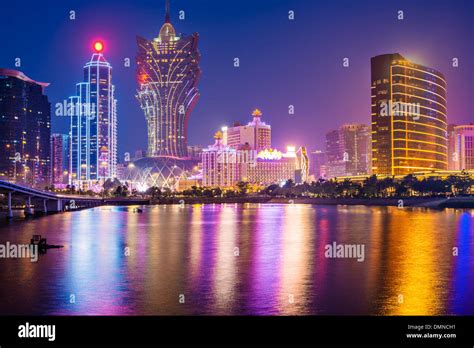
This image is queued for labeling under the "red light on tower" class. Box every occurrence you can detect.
[93,41,104,53]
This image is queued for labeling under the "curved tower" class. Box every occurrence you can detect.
[136,0,201,158]
[371,53,448,175]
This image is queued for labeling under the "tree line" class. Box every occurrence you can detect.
[45,172,473,200]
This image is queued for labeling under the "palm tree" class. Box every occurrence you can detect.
[236,181,249,196]
[361,175,378,198]
[146,186,162,199]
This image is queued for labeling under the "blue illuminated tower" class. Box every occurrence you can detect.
[70,42,117,184]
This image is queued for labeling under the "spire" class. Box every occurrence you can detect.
[214,131,223,140]
[213,131,224,148]
[157,0,176,42]
[252,109,262,118]
[251,108,263,125]
[165,0,171,23]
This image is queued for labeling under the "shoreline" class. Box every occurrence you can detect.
[1,196,472,219]
[149,196,474,209]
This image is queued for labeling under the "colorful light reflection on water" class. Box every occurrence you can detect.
[0,204,472,315]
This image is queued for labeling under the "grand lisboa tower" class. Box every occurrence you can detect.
[128,0,201,190]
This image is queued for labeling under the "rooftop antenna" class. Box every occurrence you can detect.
[165,0,171,23]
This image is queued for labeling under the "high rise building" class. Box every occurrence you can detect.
[136,0,201,158]
[202,131,246,187]
[201,130,307,187]
[309,150,327,180]
[325,129,345,178]
[325,124,370,178]
[452,125,474,170]
[0,69,51,186]
[51,133,70,185]
[341,124,371,175]
[70,42,117,184]
[224,109,271,150]
[246,147,301,185]
[371,53,448,175]
[447,124,457,170]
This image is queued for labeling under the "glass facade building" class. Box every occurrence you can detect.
[0,69,51,186]
[51,133,70,185]
[70,50,117,183]
[452,125,474,170]
[371,53,448,175]
[325,124,370,178]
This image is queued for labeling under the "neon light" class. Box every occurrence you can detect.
[392,138,447,149]
[392,120,447,133]
[394,157,447,164]
[257,149,282,160]
[392,83,447,102]
[392,74,447,92]
[392,92,447,111]
[393,148,448,157]
[393,129,447,140]
[391,64,447,84]
[93,41,104,53]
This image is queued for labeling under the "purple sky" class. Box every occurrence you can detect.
[0,0,472,158]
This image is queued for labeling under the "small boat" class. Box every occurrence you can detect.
[30,235,64,251]
[134,208,143,213]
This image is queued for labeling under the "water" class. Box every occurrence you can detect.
[0,204,472,315]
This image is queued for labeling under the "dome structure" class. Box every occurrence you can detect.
[124,156,197,190]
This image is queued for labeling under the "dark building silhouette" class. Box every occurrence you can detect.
[0,69,51,186]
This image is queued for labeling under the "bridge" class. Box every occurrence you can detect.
[0,180,103,218]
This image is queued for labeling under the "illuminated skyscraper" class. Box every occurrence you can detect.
[70,42,117,183]
[202,131,244,187]
[447,124,457,170]
[0,69,51,186]
[325,124,370,178]
[136,0,201,158]
[51,133,70,185]
[309,150,327,179]
[224,109,272,150]
[452,124,474,170]
[371,53,448,175]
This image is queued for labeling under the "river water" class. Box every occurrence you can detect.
[0,204,472,315]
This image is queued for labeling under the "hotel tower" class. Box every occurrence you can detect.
[0,69,51,186]
[371,53,448,175]
[70,42,117,183]
[136,0,201,158]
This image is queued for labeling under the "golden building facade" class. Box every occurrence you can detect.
[371,54,448,175]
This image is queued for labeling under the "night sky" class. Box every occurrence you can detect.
[1,0,472,160]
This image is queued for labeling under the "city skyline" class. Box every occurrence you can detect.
[1,1,474,341]
[0,0,472,157]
